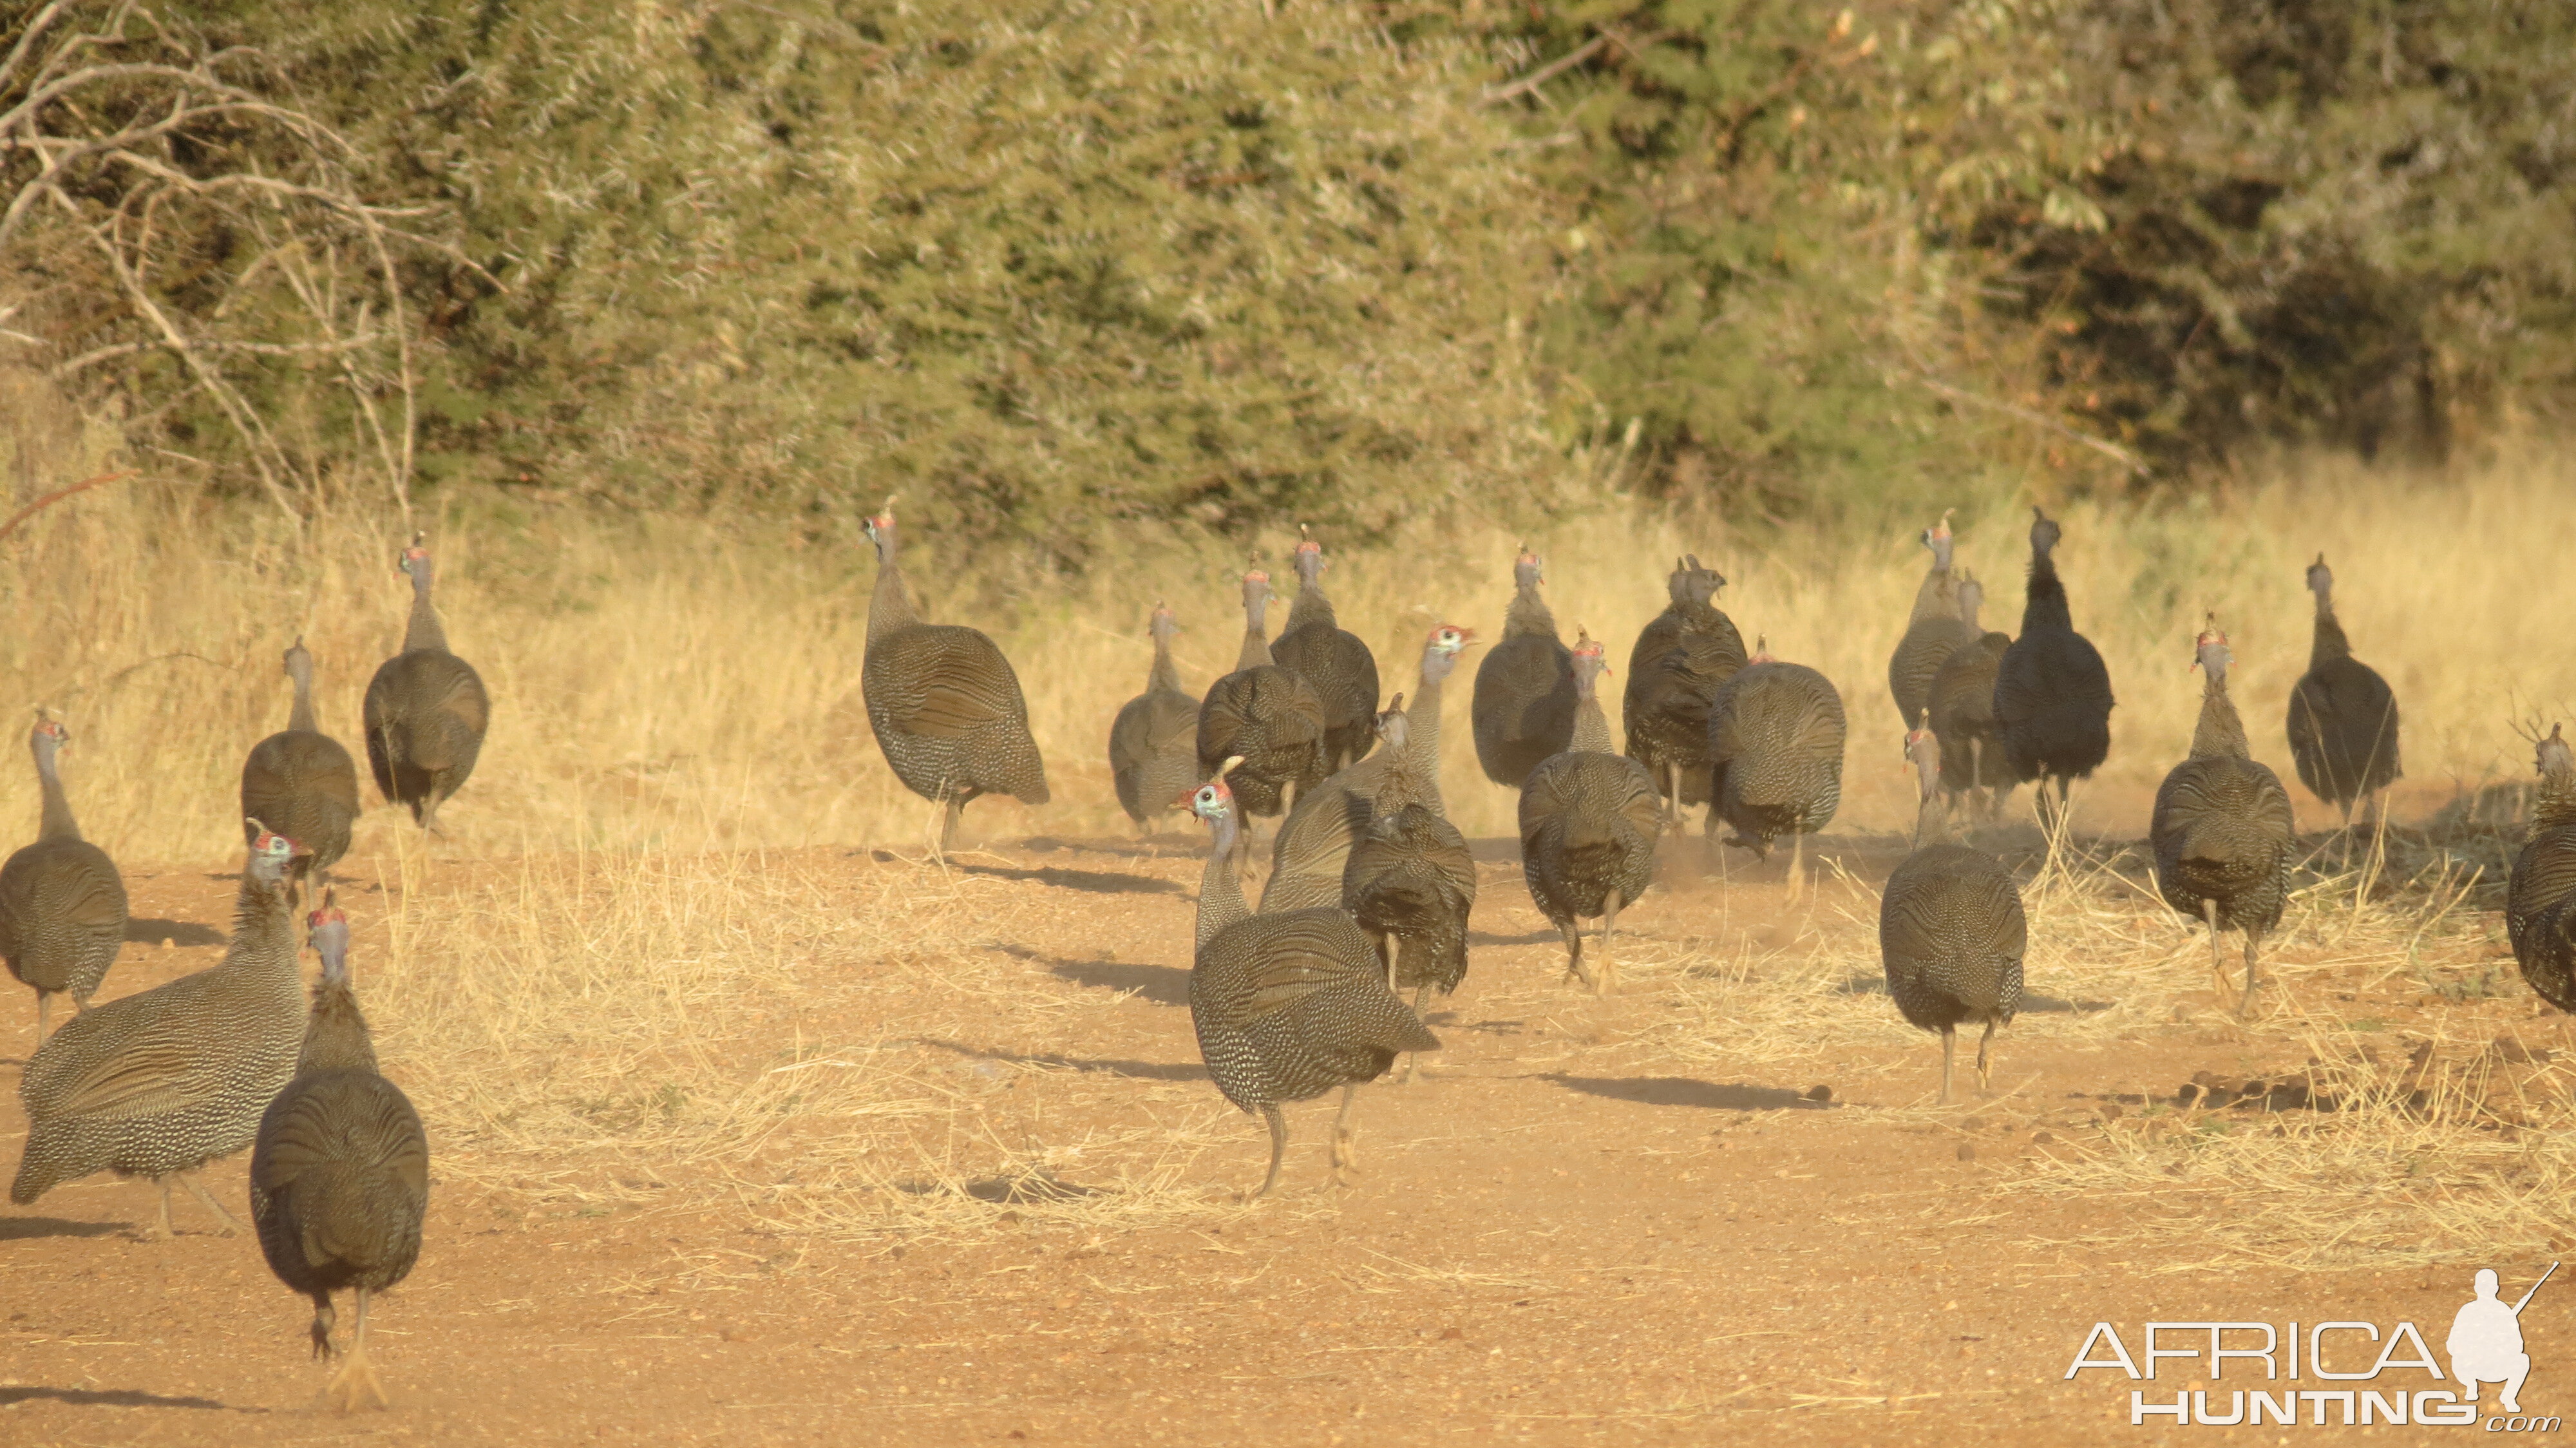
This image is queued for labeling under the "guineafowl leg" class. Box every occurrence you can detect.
[1598,891,1624,997]
[152,1178,175,1240]
[1786,831,1806,901]
[1559,919,1593,992]
[940,796,965,857]
[1253,1104,1289,1200]
[1939,1025,1956,1107]
[175,1169,246,1235]
[2201,899,2227,1003]
[1329,1084,1359,1188]
[1398,984,1430,1084]
[2239,931,2262,1020]
[35,991,48,1038]
[308,1292,337,1359]
[322,1285,391,1411]
[1976,1019,1997,1094]
[1967,739,1984,820]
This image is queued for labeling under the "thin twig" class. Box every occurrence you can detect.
[1908,373,2151,477]
[0,469,132,546]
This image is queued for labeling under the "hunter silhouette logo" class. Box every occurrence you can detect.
[2453,1262,2553,1415]
[2065,1262,2559,1428]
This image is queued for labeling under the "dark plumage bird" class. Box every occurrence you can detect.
[1625,555,1747,823]
[362,534,489,832]
[1927,573,2014,820]
[0,715,126,1038]
[1198,570,1329,847]
[12,828,310,1236]
[2508,726,2576,1016]
[242,637,361,900]
[859,502,1050,855]
[1270,529,1381,775]
[1471,548,1577,788]
[1343,717,1476,1048]
[2150,620,2296,1017]
[1109,604,1202,832]
[1263,622,1473,906]
[1707,638,1847,896]
[1887,511,1974,731]
[1993,507,2114,830]
[1880,716,2027,1104]
[1519,631,1661,995]
[251,893,428,1413]
[1186,769,1438,1197]
[2285,553,2401,832]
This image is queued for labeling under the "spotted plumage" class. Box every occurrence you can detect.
[2150,620,2296,1016]
[1109,604,1202,828]
[1472,548,1577,788]
[1926,573,2014,819]
[0,715,126,1038]
[1624,556,1746,819]
[1993,507,2114,826]
[362,535,489,832]
[2285,554,2401,827]
[1707,642,1846,893]
[2508,726,2576,1014]
[1269,530,1381,776]
[1886,511,1975,732]
[1519,632,1660,994]
[1882,718,2027,1103]
[243,638,361,899]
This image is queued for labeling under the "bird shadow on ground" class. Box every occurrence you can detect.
[951,863,1184,897]
[124,917,225,947]
[0,1215,128,1242]
[1466,838,1523,864]
[916,1038,1208,1082]
[891,1172,1106,1204]
[1830,973,2112,1013]
[1543,1074,1835,1112]
[988,944,1190,1005]
[1467,928,1557,947]
[1021,834,1197,860]
[0,1386,244,1411]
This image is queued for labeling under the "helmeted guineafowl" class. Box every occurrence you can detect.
[1343,716,1475,1072]
[1109,603,1202,832]
[859,501,1050,856]
[1198,570,1329,850]
[1187,767,1438,1198]
[1269,529,1381,775]
[1471,548,1577,788]
[1993,507,2114,830]
[1707,638,1847,897]
[1260,624,1470,911]
[1519,630,1661,995]
[2285,553,2401,833]
[1887,511,1974,732]
[250,891,428,1412]
[1624,556,1745,824]
[1880,714,2027,1105]
[2507,725,2576,1016]
[12,827,311,1236]
[361,534,489,832]
[0,714,126,1039]
[243,637,361,901]
[1926,572,2014,821]
[2150,619,2296,1017]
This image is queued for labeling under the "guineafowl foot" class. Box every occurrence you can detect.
[1328,1084,1359,1188]
[308,1299,339,1360]
[175,1170,246,1235]
[319,1346,391,1412]
[1975,1020,1997,1095]
[1938,1026,1956,1107]
[1249,1105,1289,1201]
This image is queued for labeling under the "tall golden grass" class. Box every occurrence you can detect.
[0,438,2570,864]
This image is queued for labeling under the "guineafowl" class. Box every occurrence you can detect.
[1707,638,1847,897]
[2507,725,2576,1016]
[859,502,1050,856]
[1342,718,1476,1055]
[1625,556,1745,824]
[242,637,361,900]
[250,892,428,1412]
[1471,548,1577,788]
[1993,507,2114,831]
[1519,631,1661,995]
[12,828,310,1237]
[1262,625,1472,910]
[2285,554,2401,833]
[1198,571,1330,859]
[1186,768,1438,1197]
[361,534,489,832]
[1927,573,2014,820]
[2150,620,2296,1017]
[1887,511,1974,731]
[1270,529,1381,775]
[1880,715,2027,1105]
[0,715,126,1039]
[1110,604,1202,832]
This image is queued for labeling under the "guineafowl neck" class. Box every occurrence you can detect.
[2189,681,2251,760]
[1569,694,1613,754]
[224,874,301,980]
[1404,667,1448,798]
[1501,587,1557,642]
[1909,792,1953,851]
[1234,613,1273,672]
[1906,567,1959,625]
[2538,770,2576,830]
[1148,634,1184,696]
[296,983,380,1075]
[2309,607,2353,668]
[402,576,450,654]
[2021,557,2073,634]
[287,660,319,734]
[34,746,80,842]
[1283,580,1335,636]
[867,551,918,641]
[1195,821,1250,949]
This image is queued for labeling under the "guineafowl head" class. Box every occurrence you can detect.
[1291,527,1324,586]
[1423,625,1476,682]
[1920,509,1956,571]
[242,821,311,891]
[862,499,898,559]
[1513,548,1543,593]
[30,712,68,759]
[1747,635,1776,666]
[2028,506,2061,560]
[1150,602,1179,643]
[308,890,351,982]
[2537,724,2573,783]
[399,533,433,586]
[1374,698,1410,754]
[2305,553,2333,606]
[1678,555,1726,607]
[1569,630,1607,697]
[2192,617,2231,686]
[1185,761,1243,824]
[283,636,314,680]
